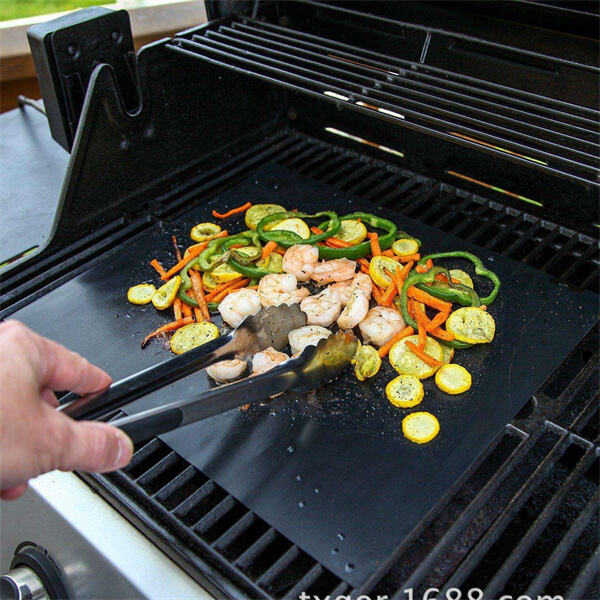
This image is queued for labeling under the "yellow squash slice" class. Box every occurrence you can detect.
[245,204,286,230]
[392,238,419,256]
[435,364,472,395]
[441,344,454,364]
[257,252,283,273]
[389,334,443,379]
[386,375,424,408]
[446,307,496,344]
[202,271,220,292]
[270,218,310,240]
[211,263,244,284]
[151,276,181,310]
[190,222,221,242]
[127,283,156,305]
[449,269,473,288]
[337,219,368,245]
[170,322,219,355]
[351,343,381,381]
[369,255,401,288]
[402,412,440,444]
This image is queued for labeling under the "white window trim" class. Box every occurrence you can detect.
[0,0,207,59]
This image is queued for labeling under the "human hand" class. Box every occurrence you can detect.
[0,321,133,500]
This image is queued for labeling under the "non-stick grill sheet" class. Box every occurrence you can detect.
[13,164,598,586]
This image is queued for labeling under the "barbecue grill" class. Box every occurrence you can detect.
[0,1,598,599]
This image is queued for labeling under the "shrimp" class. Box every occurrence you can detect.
[311,258,356,284]
[258,273,309,307]
[206,359,247,382]
[337,272,372,330]
[329,280,353,306]
[288,325,331,355]
[252,347,290,375]
[282,244,319,282]
[300,286,341,327]
[358,306,406,347]
[218,288,261,328]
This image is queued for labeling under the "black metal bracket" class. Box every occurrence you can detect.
[27,7,139,152]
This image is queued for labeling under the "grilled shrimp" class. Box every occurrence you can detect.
[358,306,406,347]
[282,244,319,282]
[311,258,356,284]
[218,288,261,327]
[329,280,353,306]
[288,325,331,355]
[337,272,372,330]
[258,273,310,307]
[206,359,247,382]
[300,286,341,327]
[252,347,290,375]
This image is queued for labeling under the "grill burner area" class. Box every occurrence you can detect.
[67,131,597,600]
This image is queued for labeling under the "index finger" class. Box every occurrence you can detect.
[3,321,112,394]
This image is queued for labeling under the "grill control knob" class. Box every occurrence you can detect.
[0,566,50,600]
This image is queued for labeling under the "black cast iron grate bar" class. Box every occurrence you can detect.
[285,564,324,599]
[167,44,599,188]
[212,23,599,156]
[234,528,280,570]
[526,489,600,598]
[223,21,600,142]
[483,445,598,598]
[240,14,599,124]
[212,510,258,552]
[564,543,600,600]
[176,35,600,178]
[256,545,302,586]
[439,433,584,592]
[379,425,533,597]
[194,495,238,535]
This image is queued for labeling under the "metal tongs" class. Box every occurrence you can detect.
[59,305,357,443]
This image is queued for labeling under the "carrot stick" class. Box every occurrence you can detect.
[161,243,207,280]
[181,300,193,318]
[212,201,252,219]
[141,317,194,348]
[204,277,244,301]
[190,270,210,321]
[407,286,453,312]
[150,259,167,277]
[261,240,278,259]
[368,232,381,256]
[435,273,461,285]
[428,326,455,341]
[381,282,398,306]
[274,246,287,256]
[378,326,415,357]
[360,266,371,275]
[325,237,353,248]
[172,235,182,262]
[400,253,421,264]
[358,258,370,270]
[311,226,324,235]
[427,310,450,330]
[405,341,443,367]
[211,278,250,303]
[173,298,183,320]
[382,249,395,257]
[415,303,428,350]
[372,285,384,304]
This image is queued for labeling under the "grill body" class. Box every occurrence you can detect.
[1,2,598,599]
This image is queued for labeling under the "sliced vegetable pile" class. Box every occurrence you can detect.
[127,201,500,445]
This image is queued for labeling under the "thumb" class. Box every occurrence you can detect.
[53,417,134,473]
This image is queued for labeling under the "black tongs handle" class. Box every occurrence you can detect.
[58,333,234,421]
[109,365,298,444]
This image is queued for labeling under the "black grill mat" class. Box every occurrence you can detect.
[13,164,598,587]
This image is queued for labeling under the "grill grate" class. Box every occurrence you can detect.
[169,14,600,186]
[79,131,598,599]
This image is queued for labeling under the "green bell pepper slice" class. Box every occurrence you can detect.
[417,251,501,305]
[316,212,398,259]
[257,211,341,247]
